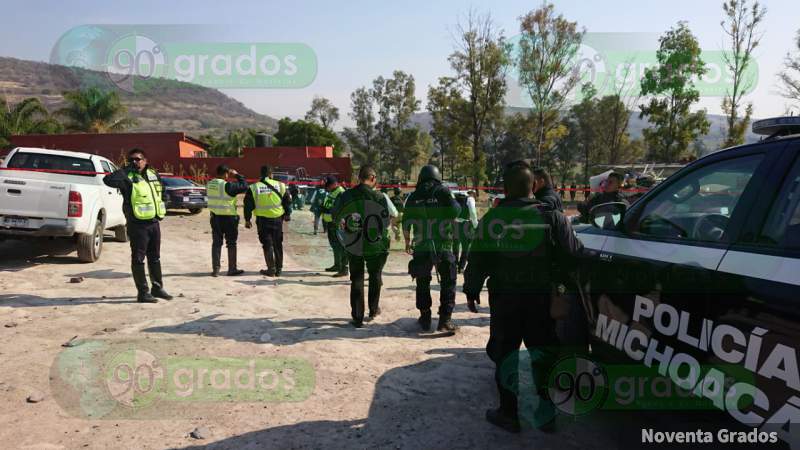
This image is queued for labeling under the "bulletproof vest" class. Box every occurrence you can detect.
[474,198,555,293]
[406,182,456,250]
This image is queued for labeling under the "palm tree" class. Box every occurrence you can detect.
[0,96,63,148]
[57,87,137,133]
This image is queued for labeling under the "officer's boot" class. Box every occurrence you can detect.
[332,254,349,277]
[148,261,173,300]
[418,309,431,331]
[436,311,458,332]
[227,247,244,276]
[211,246,221,277]
[486,379,521,433]
[132,264,157,303]
[260,248,275,276]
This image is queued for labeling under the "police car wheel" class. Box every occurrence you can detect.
[188,208,202,215]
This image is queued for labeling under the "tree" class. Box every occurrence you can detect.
[720,0,765,147]
[595,94,643,165]
[273,118,345,156]
[447,11,509,190]
[640,22,710,163]
[57,87,137,133]
[778,29,800,109]
[371,71,421,178]
[517,3,584,165]
[497,113,535,172]
[305,96,340,130]
[567,84,602,184]
[200,129,263,157]
[393,127,433,180]
[343,87,378,167]
[0,97,62,148]
[427,77,467,179]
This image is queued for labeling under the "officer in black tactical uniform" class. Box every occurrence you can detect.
[402,165,461,332]
[532,168,563,212]
[464,160,585,433]
[332,165,392,328]
[578,172,628,222]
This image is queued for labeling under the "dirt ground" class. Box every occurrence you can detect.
[0,208,618,450]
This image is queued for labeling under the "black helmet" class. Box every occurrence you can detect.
[417,165,442,183]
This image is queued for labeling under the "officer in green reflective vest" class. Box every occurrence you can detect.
[103,148,171,303]
[321,175,348,276]
[207,164,249,277]
[244,165,292,276]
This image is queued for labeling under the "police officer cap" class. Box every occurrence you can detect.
[418,165,442,183]
[324,175,338,187]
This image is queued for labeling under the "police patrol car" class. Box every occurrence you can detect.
[575,116,800,448]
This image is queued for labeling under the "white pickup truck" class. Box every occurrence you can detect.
[0,147,127,262]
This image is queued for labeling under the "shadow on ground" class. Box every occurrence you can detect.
[0,233,124,271]
[0,293,137,307]
[143,314,490,345]
[176,347,616,450]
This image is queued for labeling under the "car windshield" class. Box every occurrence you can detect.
[6,152,95,176]
[161,177,196,187]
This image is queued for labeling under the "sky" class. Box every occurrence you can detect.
[1,0,798,129]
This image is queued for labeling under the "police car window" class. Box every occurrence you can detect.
[759,155,800,249]
[100,161,113,173]
[632,155,763,242]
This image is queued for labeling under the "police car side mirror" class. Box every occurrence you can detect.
[589,202,627,230]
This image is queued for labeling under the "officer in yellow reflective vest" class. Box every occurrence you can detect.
[321,175,348,276]
[207,164,249,277]
[244,165,292,276]
[103,148,170,303]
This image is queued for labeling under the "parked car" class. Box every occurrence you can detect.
[161,176,207,214]
[574,117,800,446]
[0,147,127,262]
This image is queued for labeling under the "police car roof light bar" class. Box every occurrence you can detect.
[752,116,800,140]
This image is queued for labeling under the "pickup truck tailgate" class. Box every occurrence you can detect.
[0,174,69,219]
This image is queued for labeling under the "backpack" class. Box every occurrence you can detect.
[454,192,470,220]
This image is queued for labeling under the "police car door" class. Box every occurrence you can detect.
[592,147,774,369]
[714,141,800,446]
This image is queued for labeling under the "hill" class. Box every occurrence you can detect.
[410,106,760,157]
[0,57,277,135]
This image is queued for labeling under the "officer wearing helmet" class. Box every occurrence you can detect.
[402,165,461,332]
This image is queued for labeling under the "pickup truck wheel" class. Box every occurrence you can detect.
[114,225,128,242]
[188,208,202,215]
[77,219,103,263]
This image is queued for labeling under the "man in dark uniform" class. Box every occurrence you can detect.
[332,165,392,328]
[569,181,577,202]
[464,161,585,433]
[533,168,563,212]
[206,164,248,276]
[103,148,172,303]
[402,165,461,332]
[452,190,478,273]
[390,187,405,241]
[321,175,348,277]
[310,186,327,235]
[244,166,292,277]
[578,172,628,222]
